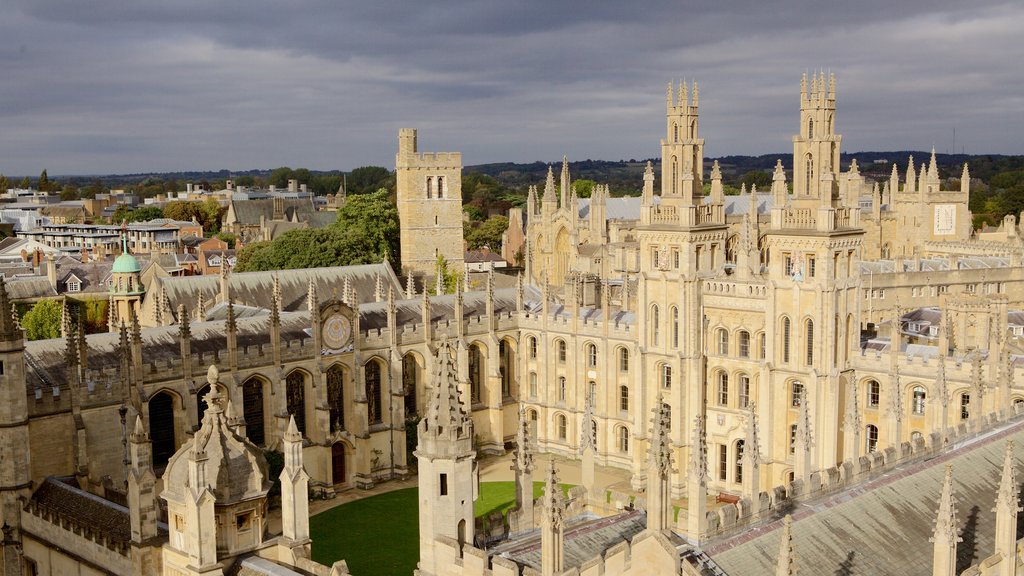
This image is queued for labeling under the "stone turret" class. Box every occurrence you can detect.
[686,415,707,543]
[511,404,535,530]
[646,397,673,533]
[160,365,272,576]
[279,416,310,549]
[776,515,796,576]
[416,341,477,575]
[540,458,565,576]
[993,441,1019,576]
[931,464,960,576]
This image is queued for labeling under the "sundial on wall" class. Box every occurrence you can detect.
[322,311,352,351]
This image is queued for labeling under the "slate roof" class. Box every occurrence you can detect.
[229,556,308,576]
[491,510,647,571]
[707,419,1024,576]
[26,476,166,545]
[5,277,57,299]
[228,198,333,228]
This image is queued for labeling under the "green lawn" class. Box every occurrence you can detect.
[310,481,574,576]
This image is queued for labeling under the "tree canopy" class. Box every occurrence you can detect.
[464,215,508,251]
[235,189,400,272]
[346,166,393,196]
[112,205,165,224]
[22,299,62,341]
[162,199,225,234]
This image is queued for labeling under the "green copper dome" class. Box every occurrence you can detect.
[112,232,141,274]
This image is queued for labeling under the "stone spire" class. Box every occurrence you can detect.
[642,161,655,204]
[794,397,814,492]
[511,404,535,529]
[307,278,318,312]
[527,184,537,216]
[374,274,384,302]
[687,414,707,543]
[647,397,673,533]
[280,415,310,544]
[195,290,206,322]
[225,299,236,335]
[843,378,862,460]
[772,159,788,206]
[405,272,416,299]
[178,304,190,338]
[271,274,282,326]
[906,156,917,194]
[994,441,1019,575]
[516,272,524,312]
[743,402,762,512]
[542,165,557,212]
[0,277,21,341]
[928,147,939,185]
[936,354,950,444]
[961,163,971,195]
[423,340,470,433]
[128,415,158,544]
[342,276,353,305]
[540,458,565,576]
[931,464,960,576]
[434,260,444,296]
[709,160,724,204]
[580,393,596,500]
[776,515,796,576]
[560,155,570,208]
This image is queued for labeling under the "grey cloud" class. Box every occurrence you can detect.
[0,1,1021,175]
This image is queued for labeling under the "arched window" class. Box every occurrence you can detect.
[673,123,678,143]
[717,328,729,355]
[619,347,629,372]
[437,176,445,199]
[805,154,814,195]
[327,365,345,432]
[660,364,672,389]
[468,344,483,403]
[671,306,680,348]
[558,377,566,402]
[557,414,567,440]
[717,372,729,406]
[782,317,792,363]
[807,118,814,139]
[789,424,798,454]
[242,378,265,446]
[426,177,433,199]
[402,355,417,418]
[866,425,879,453]
[735,440,745,484]
[500,340,514,398]
[758,332,766,359]
[286,371,306,436]
[619,385,629,411]
[791,381,804,408]
[650,304,660,346]
[738,331,750,358]
[738,374,750,408]
[960,393,970,420]
[671,157,678,195]
[805,319,815,366]
[149,391,177,470]
[912,386,926,415]
[365,361,383,425]
[617,426,630,453]
[557,340,567,363]
[528,336,537,358]
[586,343,597,368]
[867,380,880,407]
[529,372,538,397]
[588,381,596,404]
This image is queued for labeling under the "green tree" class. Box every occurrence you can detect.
[22,299,62,341]
[112,205,164,224]
[18,177,30,189]
[37,169,51,192]
[0,174,9,192]
[465,215,509,251]
[347,166,393,196]
[214,231,237,248]
[82,179,105,199]
[435,254,461,294]
[60,184,79,201]
[268,167,294,188]
[571,179,596,198]
[235,189,400,272]
[739,170,772,190]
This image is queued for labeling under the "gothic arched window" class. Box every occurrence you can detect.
[365,361,383,425]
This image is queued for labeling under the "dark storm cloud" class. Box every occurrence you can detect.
[1,0,1021,175]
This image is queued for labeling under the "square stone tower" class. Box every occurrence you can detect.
[396,129,465,279]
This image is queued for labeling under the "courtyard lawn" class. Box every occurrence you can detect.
[310,481,574,576]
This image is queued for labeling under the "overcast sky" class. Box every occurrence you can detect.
[2,1,1022,176]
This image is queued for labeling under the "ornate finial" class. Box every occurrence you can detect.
[932,464,961,542]
[687,415,707,482]
[541,457,565,528]
[580,393,596,454]
[512,404,534,474]
[307,278,318,312]
[405,272,416,299]
[996,440,1019,511]
[777,515,795,576]
[650,396,674,474]
[745,402,761,467]
[207,364,219,386]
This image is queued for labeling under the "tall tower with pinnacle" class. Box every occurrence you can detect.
[416,341,476,575]
[661,80,704,203]
[0,277,28,566]
[793,71,840,201]
[396,129,465,279]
